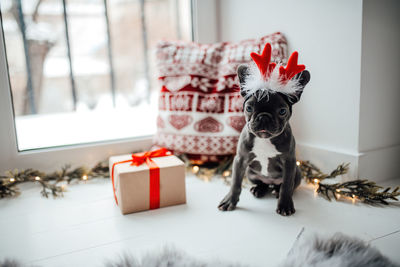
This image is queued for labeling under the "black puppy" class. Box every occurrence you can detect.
[218,44,310,216]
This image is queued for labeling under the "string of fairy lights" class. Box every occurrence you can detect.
[0,163,109,198]
[188,158,399,205]
[0,157,399,205]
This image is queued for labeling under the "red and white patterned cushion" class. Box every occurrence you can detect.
[154,32,288,161]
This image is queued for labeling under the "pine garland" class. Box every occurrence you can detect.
[298,160,400,205]
[0,156,399,206]
[0,162,109,198]
[299,161,350,182]
[185,158,399,206]
[177,154,234,184]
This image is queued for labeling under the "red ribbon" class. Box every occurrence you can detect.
[111,148,171,209]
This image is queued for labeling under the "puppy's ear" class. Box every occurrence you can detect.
[237,64,249,98]
[283,70,311,104]
[296,70,310,89]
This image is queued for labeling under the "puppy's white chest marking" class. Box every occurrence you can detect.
[252,137,281,176]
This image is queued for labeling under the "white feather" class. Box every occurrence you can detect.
[242,63,302,101]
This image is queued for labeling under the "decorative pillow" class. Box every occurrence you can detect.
[154,32,288,162]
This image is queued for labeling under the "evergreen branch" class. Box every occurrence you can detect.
[316,180,400,205]
[1,154,398,207]
[0,163,110,199]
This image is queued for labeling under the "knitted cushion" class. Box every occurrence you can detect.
[154,32,288,162]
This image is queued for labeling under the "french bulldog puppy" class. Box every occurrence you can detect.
[218,65,310,216]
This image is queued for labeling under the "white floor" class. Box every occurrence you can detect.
[0,174,399,267]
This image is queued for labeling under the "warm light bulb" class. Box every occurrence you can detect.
[192,166,199,173]
[35,176,41,181]
[222,170,230,177]
[9,177,15,182]
[82,175,88,180]
[296,161,301,166]
[313,179,319,184]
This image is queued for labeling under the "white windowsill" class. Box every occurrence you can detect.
[0,175,399,266]
[15,104,157,151]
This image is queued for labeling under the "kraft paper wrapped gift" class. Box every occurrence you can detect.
[109,148,186,214]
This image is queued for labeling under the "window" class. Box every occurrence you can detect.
[0,0,219,172]
[0,0,192,151]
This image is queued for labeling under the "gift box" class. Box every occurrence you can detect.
[109,148,186,214]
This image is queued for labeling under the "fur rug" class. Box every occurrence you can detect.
[104,247,244,267]
[1,233,398,267]
[280,233,399,267]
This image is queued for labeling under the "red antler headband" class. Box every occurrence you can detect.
[250,43,276,79]
[243,43,306,99]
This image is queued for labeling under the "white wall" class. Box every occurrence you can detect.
[215,0,364,176]
[358,0,400,180]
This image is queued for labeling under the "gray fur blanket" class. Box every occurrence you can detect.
[280,233,399,267]
[1,233,398,267]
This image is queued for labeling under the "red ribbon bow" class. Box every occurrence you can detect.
[130,148,171,167]
[111,148,171,209]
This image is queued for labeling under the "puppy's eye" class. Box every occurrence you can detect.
[246,106,253,113]
[279,108,287,115]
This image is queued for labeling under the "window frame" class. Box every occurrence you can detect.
[0,0,217,172]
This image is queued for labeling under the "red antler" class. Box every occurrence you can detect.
[251,43,276,79]
[278,51,305,83]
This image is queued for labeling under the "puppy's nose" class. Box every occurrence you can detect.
[256,113,270,122]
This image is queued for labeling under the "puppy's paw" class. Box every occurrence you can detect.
[272,184,281,199]
[250,184,269,198]
[276,198,295,216]
[218,192,238,211]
